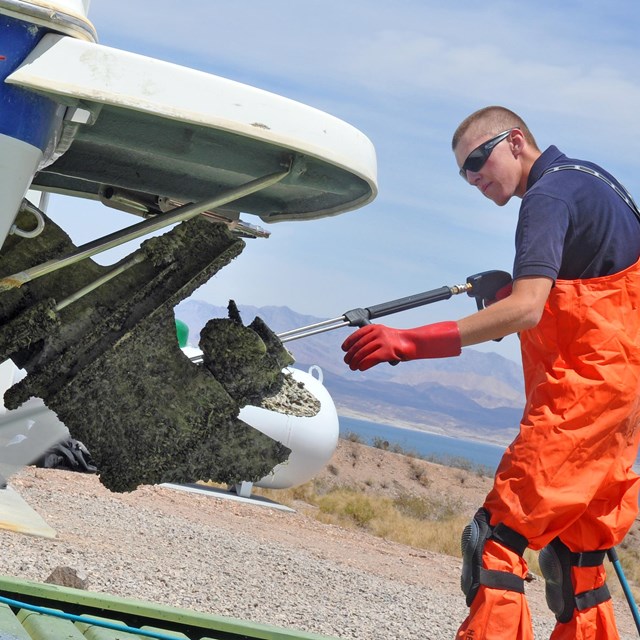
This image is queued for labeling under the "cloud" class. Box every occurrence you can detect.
[86,1,640,160]
[67,0,640,367]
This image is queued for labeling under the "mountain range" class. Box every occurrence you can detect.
[176,299,525,445]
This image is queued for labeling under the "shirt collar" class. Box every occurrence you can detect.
[526,145,566,191]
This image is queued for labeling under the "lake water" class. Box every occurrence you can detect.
[338,416,506,472]
[339,416,640,475]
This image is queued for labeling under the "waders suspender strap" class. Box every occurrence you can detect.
[543,164,640,223]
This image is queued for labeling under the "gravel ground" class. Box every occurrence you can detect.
[0,457,637,639]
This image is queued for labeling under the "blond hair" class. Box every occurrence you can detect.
[452,106,539,151]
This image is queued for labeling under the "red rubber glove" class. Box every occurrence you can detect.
[341,321,461,371]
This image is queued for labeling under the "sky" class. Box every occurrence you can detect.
[45,0,640,363]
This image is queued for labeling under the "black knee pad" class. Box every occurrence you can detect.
[461,508,492,606]
[539,538,610,623]
[460,508,527,607]
[539,538,575,623]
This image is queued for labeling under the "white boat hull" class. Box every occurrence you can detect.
[0,134,42,241]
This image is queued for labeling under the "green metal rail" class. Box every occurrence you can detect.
[0,575,340,640]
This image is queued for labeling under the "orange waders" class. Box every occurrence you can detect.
[457,259,640,640]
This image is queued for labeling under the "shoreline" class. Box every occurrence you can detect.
[338,410,640,474]
[337,408,513,448]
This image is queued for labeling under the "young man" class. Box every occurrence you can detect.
[341,106,640,639]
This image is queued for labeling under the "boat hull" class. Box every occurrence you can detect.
[0,12,65,244]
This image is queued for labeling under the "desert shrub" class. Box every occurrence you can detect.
[317,490,377,527]
[394,493,462,522]
[372,437,389,450]
[408,459,431,487]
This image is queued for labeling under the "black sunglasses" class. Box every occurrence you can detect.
[459,129,515,180]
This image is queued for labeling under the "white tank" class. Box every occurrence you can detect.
[181,348,340,490]
[240,366,339,490]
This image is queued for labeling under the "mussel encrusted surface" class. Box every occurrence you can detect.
[0,211,292,492]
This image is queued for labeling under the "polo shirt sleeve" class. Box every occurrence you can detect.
[513,192,570,281]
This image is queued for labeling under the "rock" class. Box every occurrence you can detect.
[45,566,90,590]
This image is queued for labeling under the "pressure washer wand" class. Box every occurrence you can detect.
[277,270,512,344]
[277,283,469,343]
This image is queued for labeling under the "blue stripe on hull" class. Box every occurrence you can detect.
[0,14,62,151]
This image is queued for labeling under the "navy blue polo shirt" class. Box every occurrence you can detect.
[513,146,640,281]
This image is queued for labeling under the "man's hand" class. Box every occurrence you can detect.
[341,321,461,371]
